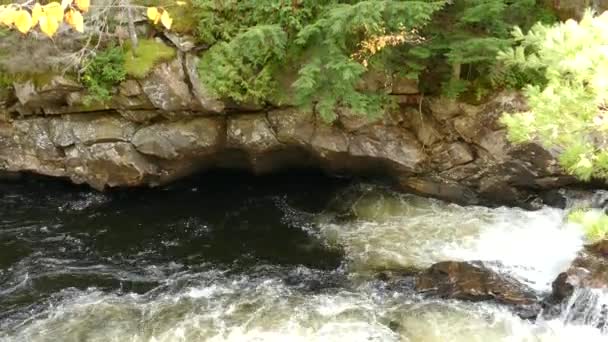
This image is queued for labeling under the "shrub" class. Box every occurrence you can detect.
[82,46,126,103]
[568,209,608,242]
[500,10,608,180]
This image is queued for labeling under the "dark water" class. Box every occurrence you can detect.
[1,172,606,341]
[0,172,349,329]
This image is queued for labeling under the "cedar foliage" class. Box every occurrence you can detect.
[195,0,443,121]
[193,0,554,121]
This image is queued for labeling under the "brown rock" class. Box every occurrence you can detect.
[350,125,426,173]
[416,261,540,317]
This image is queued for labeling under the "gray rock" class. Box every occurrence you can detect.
[227,114,281,153]
[48,114,136,147]
[14,76,82,112]
[132,117,223,159]
[140,56,194,111]
[163,32,197,52]
[64,142,159,190]
[185,53,225,113]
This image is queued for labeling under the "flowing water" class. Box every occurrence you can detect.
[0,172,606,341]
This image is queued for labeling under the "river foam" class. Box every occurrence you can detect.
[314,185,584,290]
[2,269,606,342]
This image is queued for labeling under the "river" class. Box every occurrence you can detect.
[0,172,606,341]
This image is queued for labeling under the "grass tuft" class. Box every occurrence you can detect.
[124,39,176,79]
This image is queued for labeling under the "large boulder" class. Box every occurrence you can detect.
[64,142,159,190]
[139,55,195,112]
[416,261,541,318]
[550,241,608,301]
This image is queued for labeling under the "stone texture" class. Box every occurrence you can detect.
[140,55,194,111]
[132,117,224,159]
[48,114,137,147]
[350,125,426,173]
[227,115,281,153]
[185,53,225,113]
[13,76,82,113]
[64,142,159,190]
[0,62,590,207]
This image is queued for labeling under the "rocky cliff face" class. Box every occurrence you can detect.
[0,48,577,208]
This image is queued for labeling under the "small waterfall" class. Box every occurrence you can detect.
[559,288,608,333]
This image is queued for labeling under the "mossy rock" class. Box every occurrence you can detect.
[124,39,176,79]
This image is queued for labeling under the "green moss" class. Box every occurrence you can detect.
[568,209,608,243]
[124,39,176,79]
[0,69,71,89]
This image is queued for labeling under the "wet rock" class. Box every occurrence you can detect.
[551,272,576,302]
[64,142,159,190]
[554,244,608,291]
[399,177,479,205]
[416,261,540,318]
[545,241,608,316]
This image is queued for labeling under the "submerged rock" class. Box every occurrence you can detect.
[416,261,541,318]
[550,242,608,296]
[545,241,608,321]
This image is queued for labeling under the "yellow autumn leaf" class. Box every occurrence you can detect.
[64,9,83,32]
[43,2,64,24]
[176,1,187,6]
[160,10,172,30]
[0,6,17,27]
[75,0,89,13]
[14,10,32,34]
[39,14,59,37]
[31,3,43,27]
[146,7,159,22]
